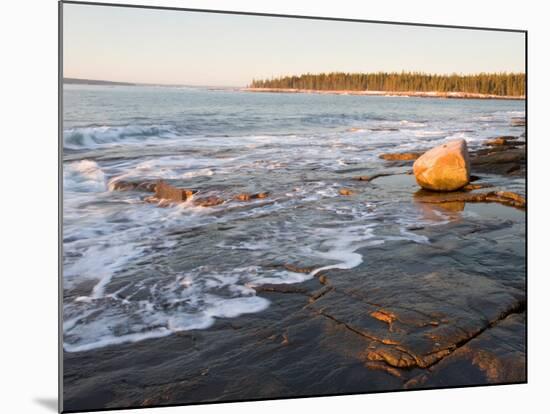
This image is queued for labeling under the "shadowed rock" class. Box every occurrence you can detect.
[110,180,157,192]
[470,148,525,175]
[370,127,400,132]
[486,138,508,146]
[193,196,224,207]
[510,117,526,127]
[252,284,308,294]
[309,266,525,372]
[405,313,526,388]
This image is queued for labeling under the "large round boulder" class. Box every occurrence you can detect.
[413,139,471,191]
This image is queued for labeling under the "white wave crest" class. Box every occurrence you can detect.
[63,160,106,192]
[64,124,178,149]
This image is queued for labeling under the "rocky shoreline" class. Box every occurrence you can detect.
[64,129,526,411]
[64,207,526,410]
[108,131,526,212]
[243,88,525,100]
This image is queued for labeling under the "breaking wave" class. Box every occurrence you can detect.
[63,160,106,192]
[64,124,179,149]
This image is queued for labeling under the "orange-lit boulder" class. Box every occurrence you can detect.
[413,139,470,191]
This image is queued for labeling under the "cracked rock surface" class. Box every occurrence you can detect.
[64,132,525,411]
[64,197,525,411]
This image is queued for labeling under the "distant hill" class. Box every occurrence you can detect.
[63,78,136,86]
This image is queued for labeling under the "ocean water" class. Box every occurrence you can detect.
[62,84,525,352]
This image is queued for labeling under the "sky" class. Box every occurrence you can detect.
[63,3,526,87]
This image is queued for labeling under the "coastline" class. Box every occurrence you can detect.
[64,131,526,411]
[242,87,525,100]
[62,85,526,411]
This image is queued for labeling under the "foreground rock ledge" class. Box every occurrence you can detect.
[413,139,471,191]
[414,189,526,210]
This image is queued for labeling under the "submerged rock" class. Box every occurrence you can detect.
[233,192,270,201]
[353,173,394,182]
[339,188,356,196]
[155,180,194,202]
[510,117,526,127]
[370,127,399,132]
[234,193,251,201]
[144,195,173,208]
[485,138,508,146]
[379,152,422,161]
[413,139,471,191]
[193,196,224,207]
[283,264,317,274]
[110,180,157,192]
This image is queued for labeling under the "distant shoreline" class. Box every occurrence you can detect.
[63,78,137,86]
[243,87,525,100]
[63,77,237,89]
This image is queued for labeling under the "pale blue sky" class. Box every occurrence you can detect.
[63,3,525,86]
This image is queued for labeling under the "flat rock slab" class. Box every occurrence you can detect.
[63,142,525,411]
[406,313,526,388]
[414,189,526,210]
[470,148,526,175]
[63,226,525,411]
[308,269,524,370]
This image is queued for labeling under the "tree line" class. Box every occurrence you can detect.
[249,72,525,96]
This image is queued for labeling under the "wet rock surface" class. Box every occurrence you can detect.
[414,189,526,209]
[339,188,356,196]
[510,117,526,127]
[64,178,526,411]
[193,195,225,207]
[64,131,526,411]
[234,192,270,201]
[379,152,422,161]
[405,312,526,389]
[470,145,526,176]
[380,136,525,178]
[155,180,194,202]
[63,88,526,411]
[109,179,158,192]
